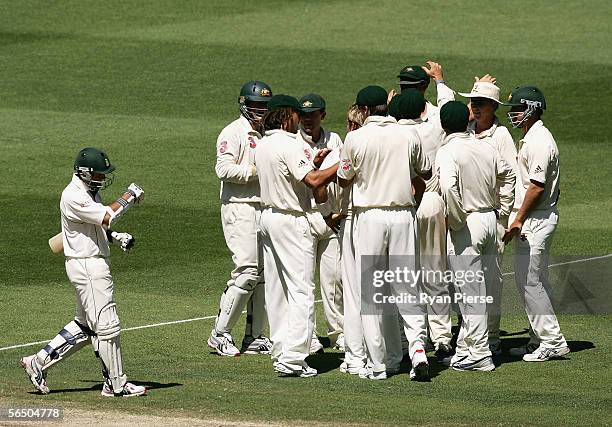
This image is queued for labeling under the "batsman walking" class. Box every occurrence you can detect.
[20,147,146,397]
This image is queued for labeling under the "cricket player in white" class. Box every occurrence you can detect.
[338,105,368,375]
[255,95,339,377]
[392,88,454,359]
[503,86,570,361]
[297,93,345,352]
[20,147,146,397]
[338,86,432,381]
[209,80,273,357]
[456,77,518,356]
[436,101,515,371]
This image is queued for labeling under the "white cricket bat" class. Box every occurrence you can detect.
[48,232,63,254]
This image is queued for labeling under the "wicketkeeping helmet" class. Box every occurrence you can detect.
[238,80,273,123]
[74,147,115,191]
[504,86,546,128]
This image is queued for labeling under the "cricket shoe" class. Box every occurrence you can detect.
[509,342,539,357]
[409,349,430,382]
[452,356,495,372]
[434,344,453,363]
[309,335,324,355]
[358,367,387,380]
[333,334,345,352]
[241,335,272,355]
[274,362,318,378]
[339,361,364,375]
[20,355,49,394]
[208,331,240,357]
[101,382,147,397]
[523,345,570,362]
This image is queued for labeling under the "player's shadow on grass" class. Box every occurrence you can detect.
[35,380,182,395]
[305,352,343,374]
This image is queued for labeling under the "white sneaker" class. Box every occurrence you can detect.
[452,356,495,372]
[309,335,324,355]
[523,346,570,362]
[358,367,387,380]
[241,335,272,355]
[409,349,430,382]
[20,355,49,394]
[509,342,539,357]
[340,361,364,375]
[101,381,147,397]
[274,362,318,378]
[334,334,345,352]
[207,331,240,357]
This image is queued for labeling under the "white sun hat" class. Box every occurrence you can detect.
[458,81,501,103]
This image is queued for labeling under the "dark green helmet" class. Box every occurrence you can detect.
[74,147,115,191]
[504,86,546,128]
[238,80,273,122]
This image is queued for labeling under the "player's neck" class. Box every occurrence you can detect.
[475,117,495,134]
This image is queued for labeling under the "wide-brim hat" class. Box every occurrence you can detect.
[458,81,501,103]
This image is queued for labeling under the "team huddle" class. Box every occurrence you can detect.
[207,61,569,380]
[19,61,568,396]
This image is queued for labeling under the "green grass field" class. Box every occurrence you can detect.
[1,1,611,425]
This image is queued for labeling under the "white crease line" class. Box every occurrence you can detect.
[2,254,610,353]
[0,300,323,352]
[501,253,612,277]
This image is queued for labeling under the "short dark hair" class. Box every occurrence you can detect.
[262,107,294,131]
[369,104,388,116]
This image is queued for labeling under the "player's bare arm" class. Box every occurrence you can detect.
[502,180,545,244]
[303,164,339,189]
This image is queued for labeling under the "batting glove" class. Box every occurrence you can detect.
[127,183,145,203]
[110,231,136,252]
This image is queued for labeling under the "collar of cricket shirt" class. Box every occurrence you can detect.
[397,118,424,126]
[264,129,297,139]
[364,115,397,127]
[468,116,500,139]
[298,127,326,146]
[522,119,544,143]
[443,131,472,145]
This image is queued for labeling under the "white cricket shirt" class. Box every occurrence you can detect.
[215,115,261,203]
[436,132,515,231]
[515,120,560,211]
[60,174,111,258]
[337,116,430,208]
[255,129,314,213]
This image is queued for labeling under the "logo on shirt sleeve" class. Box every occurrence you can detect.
[534,165,543,174]
[304,149,313,161]
[342,159,351,171]
[219,141,228,154]
[298,159,307,168]
[248,136,257,149]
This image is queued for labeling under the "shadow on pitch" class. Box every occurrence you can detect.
[34,380,182,395]
[305,352,343,374]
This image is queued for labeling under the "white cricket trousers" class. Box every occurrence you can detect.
[513,209,567,349]
[339,213,366,369]
[218,202,265,337]
[260,208,316,371]
[416,192,452,349]
[447,211,497,363]
[66,257,115,332]
[355,207,427,373]
[307,212,344,340]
